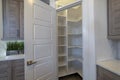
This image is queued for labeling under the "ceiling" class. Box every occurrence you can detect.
[56,0,77,8]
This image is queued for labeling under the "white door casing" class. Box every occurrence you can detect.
[24,0,57,80]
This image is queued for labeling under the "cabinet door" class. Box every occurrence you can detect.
[19,0,24,39]
[97,66,120,80]
[3,0,24,40]
[12,59,24,80]
[97,66,103,80]
[0,61,11,80]
[108,0,120,39]
[102,67,120,80]
[0,77,9,80]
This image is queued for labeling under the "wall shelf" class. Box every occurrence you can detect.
[58,54,66,57]
[58,66,67,77]
[68,46,82,48]
[68,57,77,62]
[68,57,83,63]
[58,25,66,27]
[58,62,67,67]
[57,5,83,77]
[58,35,66,37]
[68,66,76,74]
[68,33,82,36]
[58,45,66,47]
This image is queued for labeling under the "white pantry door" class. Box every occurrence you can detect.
[24,0,57,80]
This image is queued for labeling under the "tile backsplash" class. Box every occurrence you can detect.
[0,41,7,57]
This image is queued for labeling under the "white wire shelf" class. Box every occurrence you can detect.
[68,56,83,63]
[68,46,82,48]
[58,35,66,37]
[58,54,66,57]
[68,33,82,36]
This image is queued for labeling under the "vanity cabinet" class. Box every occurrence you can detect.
[0,59,24,80]
[12,59,24,80]
[0,61,11,80]
[108,0,120,39]
[97,66,120,80]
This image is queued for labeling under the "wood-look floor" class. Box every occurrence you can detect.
[59,73,82,80]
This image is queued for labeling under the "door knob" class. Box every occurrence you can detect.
[27,60,37,66]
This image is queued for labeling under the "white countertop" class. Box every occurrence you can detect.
[97,59,120,76]
[0,54,24,61]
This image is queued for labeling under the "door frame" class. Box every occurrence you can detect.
[56,0,97,80]
[82,0,96,80]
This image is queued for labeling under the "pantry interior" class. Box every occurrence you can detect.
[0,0,120,80]
[56,0,83,78]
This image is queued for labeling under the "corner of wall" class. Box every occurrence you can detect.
[94,0,118,62]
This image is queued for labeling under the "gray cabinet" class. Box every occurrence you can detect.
[0,77,9,80]
[0,61,11,80]
[3,0,24,40]
[12,59,24,80]
[0,59,24,80]
[108,0,120,39]
[97,66,120,80]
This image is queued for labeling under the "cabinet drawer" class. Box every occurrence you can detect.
[12,59,24,67]
[13,59,24,63]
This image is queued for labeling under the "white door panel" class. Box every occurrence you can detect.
[36,73,53,80]
[34,20,51,27]
[25,0,56,80]
[33,25,51,39]
[34,5,51,22]
[34,44,51,60]
[34,61,53,80]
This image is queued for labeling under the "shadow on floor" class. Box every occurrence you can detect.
[59,73,82,80]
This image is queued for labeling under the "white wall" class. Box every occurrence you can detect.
[50,0,56,8]
[94,0,118,61]
[0,0,3,40]
[83,0,96,80]
[83,0,120,80]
